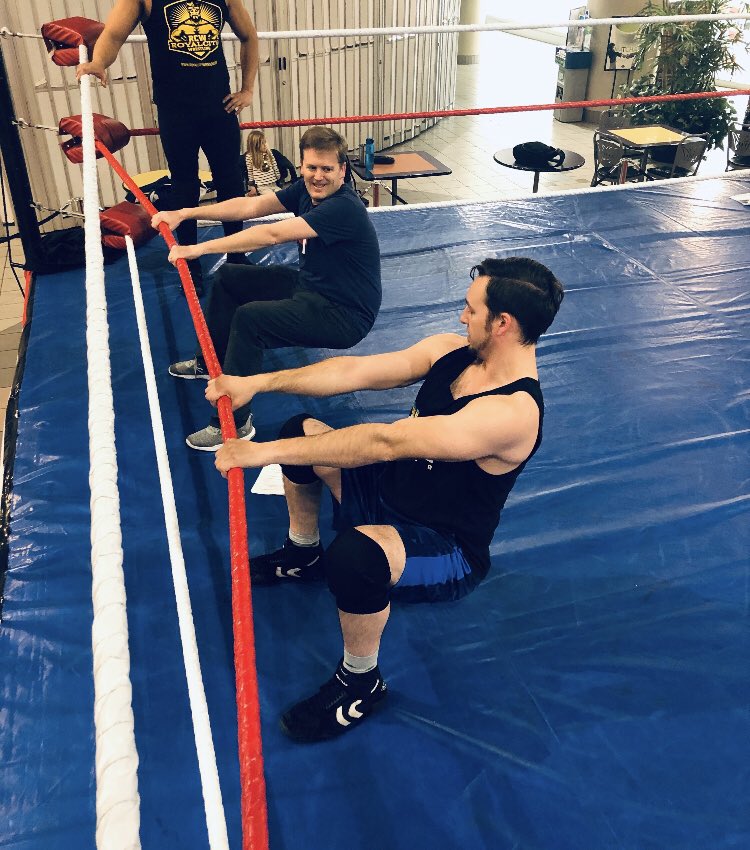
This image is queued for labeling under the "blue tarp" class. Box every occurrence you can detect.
[1,178,749,849]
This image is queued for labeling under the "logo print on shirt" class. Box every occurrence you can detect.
[165,1,222,61]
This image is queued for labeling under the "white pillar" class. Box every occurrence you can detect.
[585,0,645,120]
[458,0,481,65]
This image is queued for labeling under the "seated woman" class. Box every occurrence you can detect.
[244,130,282,196]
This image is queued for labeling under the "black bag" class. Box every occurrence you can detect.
[512,141,565,167]
[25,226,120,275]
[124,173,171,206]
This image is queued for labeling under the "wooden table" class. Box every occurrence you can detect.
[605,126,687,180]
[123,169,214,202]
[350,151,452,206]
[493,148,585,193]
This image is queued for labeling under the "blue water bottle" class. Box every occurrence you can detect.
[364,137,375,179]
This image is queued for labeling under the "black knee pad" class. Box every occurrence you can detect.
[325,528,391,614]
[279,413,318,485]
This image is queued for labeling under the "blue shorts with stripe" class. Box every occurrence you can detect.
[333,463,481,604]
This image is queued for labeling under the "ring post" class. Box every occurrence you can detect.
[0,42,43,269]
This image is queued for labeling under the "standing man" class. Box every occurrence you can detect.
[77,0,259,288]
[153,127,382,452]
[206,257,564,742]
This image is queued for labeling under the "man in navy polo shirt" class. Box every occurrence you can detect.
[153,127,382,451]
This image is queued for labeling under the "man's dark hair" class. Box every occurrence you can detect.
[299,127,349,164]
[470,256,564,345]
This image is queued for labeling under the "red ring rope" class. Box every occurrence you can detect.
[22,270,32,328]
[122,89,750,135]
[94,140,269,850]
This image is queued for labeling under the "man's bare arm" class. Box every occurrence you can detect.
[165,214,317,262]
[76,0,142,84]
[154,193,285,230]
[215,392,539,475]
[224,0,259,112]
[206,334,466,411]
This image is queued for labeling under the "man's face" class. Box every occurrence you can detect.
[300,148,346,203]
[187,3,201,21]
[460,275,495,356]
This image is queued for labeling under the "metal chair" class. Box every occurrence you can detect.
[597,109,646,163]
[590,131,646,187]
[726,126,750,171]
[598,108,632,131]
[646,135,709,180]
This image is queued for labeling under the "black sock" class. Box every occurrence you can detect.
[284,537,322,565]
[336,660,380,692]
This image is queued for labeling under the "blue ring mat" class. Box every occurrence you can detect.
[1,178,749,849]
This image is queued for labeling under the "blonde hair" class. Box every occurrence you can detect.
[246,130,273,171]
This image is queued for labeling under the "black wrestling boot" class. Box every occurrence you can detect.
[280,660,387,743]
[250,538,325,586]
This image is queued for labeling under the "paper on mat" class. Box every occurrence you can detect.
[251,463,285,495]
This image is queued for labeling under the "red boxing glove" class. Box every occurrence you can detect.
[41,17,104,67]
[100,202,156,251]
[59,114,131,163]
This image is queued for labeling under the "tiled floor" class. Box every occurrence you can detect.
[0,30,741,449]
[362,31,736,205]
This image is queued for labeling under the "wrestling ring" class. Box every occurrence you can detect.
[1,11,749,850]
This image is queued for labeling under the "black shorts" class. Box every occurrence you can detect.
[334,463,480,603]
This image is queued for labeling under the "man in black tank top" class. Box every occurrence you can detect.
[77,0,259,290]
[209,256,564,742]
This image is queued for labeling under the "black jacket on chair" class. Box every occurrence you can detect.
[271,149,298,184]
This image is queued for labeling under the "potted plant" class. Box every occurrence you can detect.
[620,0,748,151]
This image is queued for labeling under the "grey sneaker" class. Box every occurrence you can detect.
[185,417,256,452]
[169,358,209,380]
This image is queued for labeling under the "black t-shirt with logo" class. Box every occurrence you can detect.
[142,0,231,106]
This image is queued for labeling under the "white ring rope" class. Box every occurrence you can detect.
[192,169,743,224]
[7,13,750,42]
[144,13,750,42]
[251,13,750,41]
[364,168,746,212]
[79,45,141,850]
[124,235,230,850]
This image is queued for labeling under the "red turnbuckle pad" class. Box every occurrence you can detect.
[41,17,104,67]
[59,114,131,163]
[100,202,156,251]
